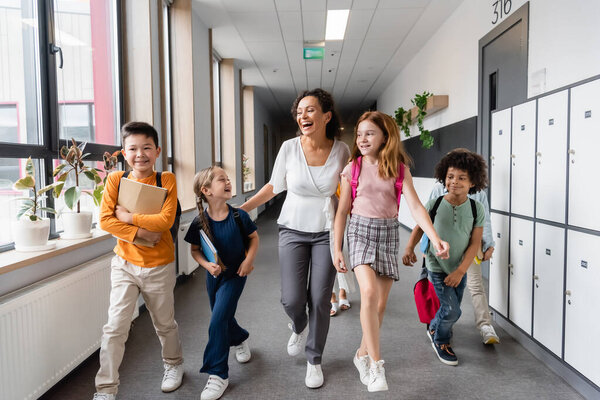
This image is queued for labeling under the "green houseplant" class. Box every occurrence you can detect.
[12,157,57,251]
[51,138,102,238]
[394,91,434,149]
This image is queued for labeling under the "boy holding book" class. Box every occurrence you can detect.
[93,122,183,400]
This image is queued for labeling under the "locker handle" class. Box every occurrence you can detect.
[535,152,541,157]
[508,264,514,268]
[511,154,516,158]
[533,274,539,280]
[568,149,575,155]
[490,156,495,160]
[565,290,571,296]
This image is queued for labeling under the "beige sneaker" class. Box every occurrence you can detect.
[368,359,388,392]
[200,375,229,400]
[161,363,184,392]
[353,349,370,385]
[305,361,324,388]
[287,322,308,356]
[480,324,500,344]
[235,339,251,363]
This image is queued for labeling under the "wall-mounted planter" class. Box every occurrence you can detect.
[407,95,449,123]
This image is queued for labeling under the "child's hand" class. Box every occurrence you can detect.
[483,246,495,261]
[115,205,133,224]
[208,262,222,278]
[136,227,162,245]
[333,250,347,273]
[433,240,450,259]
[444,269,465,287]
[237,259,254,277]
[402,249,417,266]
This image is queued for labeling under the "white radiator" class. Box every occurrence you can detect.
[178,222,199,275]
[0,253,113,400]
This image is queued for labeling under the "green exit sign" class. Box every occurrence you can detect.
[304,47,324,59]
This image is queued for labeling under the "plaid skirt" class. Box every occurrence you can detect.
[347,214,400,281]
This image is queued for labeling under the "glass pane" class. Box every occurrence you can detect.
[0,0,42,145]
[0,157,45,246]
[54,0,120,146]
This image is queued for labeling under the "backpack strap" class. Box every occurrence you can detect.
[155,171,162,187]
[117,170,130,191]
[395,163,405,206]
[469,198,477,226]
[350,156,362,201]
[429,195,444,223]
[232,208,250,250]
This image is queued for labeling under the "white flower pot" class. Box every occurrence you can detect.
[61,211,93,239]
[12,218,55,252]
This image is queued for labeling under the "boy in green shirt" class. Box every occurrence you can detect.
[403,149,487,365]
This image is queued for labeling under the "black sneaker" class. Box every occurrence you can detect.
[426,328,435,344]
[431,342,458,366]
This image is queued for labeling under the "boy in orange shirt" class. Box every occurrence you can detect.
[93,122,183,400]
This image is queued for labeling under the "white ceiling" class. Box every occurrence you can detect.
[193,0,463,123]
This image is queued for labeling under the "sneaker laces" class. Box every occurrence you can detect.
[93,394,112,400]
[288,322,304,345]
[236,343,249,357]
[369,360,385,383]
[439,344,455,356]
[163,364,179,381]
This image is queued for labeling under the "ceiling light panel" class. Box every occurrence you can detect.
[325,9,350,40]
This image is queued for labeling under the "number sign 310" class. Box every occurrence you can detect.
[492,0,512,24]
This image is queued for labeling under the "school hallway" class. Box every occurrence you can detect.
[41,201,583,400]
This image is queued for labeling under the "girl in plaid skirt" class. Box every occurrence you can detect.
[333,111,449,392]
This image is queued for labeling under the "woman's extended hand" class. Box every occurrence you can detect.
[433,240,450,259]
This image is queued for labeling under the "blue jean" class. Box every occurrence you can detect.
[201,272,249,379]
[429,271,467,345]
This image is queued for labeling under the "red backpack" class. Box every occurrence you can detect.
[350,156,404,206]
[414,260,440,324]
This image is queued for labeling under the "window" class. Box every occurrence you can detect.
[212,52,221,164]
[0,0,121,251]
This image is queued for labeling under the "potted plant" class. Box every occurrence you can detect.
[394,91,439,149]
[52,138,102,239]
[12,157,57,251]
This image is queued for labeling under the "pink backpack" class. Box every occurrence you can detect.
[350,156,405,206]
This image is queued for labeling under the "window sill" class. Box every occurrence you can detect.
[0,229,113,276]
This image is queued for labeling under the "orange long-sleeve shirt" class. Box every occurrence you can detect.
[100,170,177,267]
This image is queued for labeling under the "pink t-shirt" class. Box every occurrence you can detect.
[341,160,399,219]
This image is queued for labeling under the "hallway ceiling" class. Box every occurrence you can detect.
[193,0,463,124]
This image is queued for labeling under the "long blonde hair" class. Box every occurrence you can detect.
[350,111,412,179]
[192,166,226,269]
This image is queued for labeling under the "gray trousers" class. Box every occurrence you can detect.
[278,226,337,365]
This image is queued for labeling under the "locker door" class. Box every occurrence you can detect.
[511,100,536,217]
[569,79,600,231]
[509,217,533,334]
[489,212,509,317]
[532,223,565,356]
[490,108,511,212]
[565,230,600,387]
[536,91,568,223]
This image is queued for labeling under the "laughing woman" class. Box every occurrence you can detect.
[241,88,350,388]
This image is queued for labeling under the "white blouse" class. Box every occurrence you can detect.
[270,136,350,233]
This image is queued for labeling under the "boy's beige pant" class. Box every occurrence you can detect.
[95,255,183,394]
[466,260,493,329]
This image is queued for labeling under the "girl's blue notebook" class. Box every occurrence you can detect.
[200,230,218,263]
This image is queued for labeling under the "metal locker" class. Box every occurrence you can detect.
[532,223,565,356]
[509,217,534,334]
[489,212,509,317]
[569,80,600,231]
[490,108,511,212]
[565,230,600,387]
[511,100,536,217]
[536,91,568,223]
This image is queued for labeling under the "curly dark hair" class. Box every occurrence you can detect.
[433,148,488,194]
[290,88,342,139]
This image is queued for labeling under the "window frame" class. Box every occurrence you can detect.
[0,0,123,252]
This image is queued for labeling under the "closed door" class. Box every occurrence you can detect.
[489,212,509,317]
[569,79,600,231]
[565,230,600,387]
[533,223,565,356]
[511,100,536,217]
[490,108,511,212]
[536,91,568,223]
[509,217,533,334]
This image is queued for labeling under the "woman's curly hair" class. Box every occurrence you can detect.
[290,88,342,140]
[434,148,488,194]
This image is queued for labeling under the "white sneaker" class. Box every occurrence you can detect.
[305,361,324,388]
[200,375,229,400]
[161,363,184,392]
[93,393,116,400]
[368,359,388,392]
[235,339,251,363]
[287,322,308,356]
[353,349,370,385]
[480,324,500,345]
